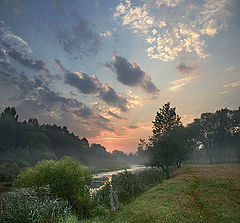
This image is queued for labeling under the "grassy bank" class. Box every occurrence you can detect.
[101,164,240,223]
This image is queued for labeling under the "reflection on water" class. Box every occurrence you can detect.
[91,165,147,189]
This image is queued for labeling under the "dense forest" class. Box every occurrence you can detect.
[0,107,146,181]
[0,105,239,182]
[188,107,240,164]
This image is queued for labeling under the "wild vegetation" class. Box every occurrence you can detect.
[13,157,92,218]
[0,107,145,183]
[102,164,240,223]
[0,103,239,222]
[0,187,76,223]
[93,169,166,209]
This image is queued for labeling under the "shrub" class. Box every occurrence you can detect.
[93,169,166,207]
[0,187,75,223]
[13,157,92,218]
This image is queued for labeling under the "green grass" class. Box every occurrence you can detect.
[102,164,240,223]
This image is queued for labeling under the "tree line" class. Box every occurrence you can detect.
[0,104,239,181]
[0,107,144,181]
[140,102,240,178]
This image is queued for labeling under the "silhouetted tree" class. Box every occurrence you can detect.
[190,108,240,163]
[0,107,18,121]
[148,102,189,178]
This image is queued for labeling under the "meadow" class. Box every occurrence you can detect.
[95,164,240,223]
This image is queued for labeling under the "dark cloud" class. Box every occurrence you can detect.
[99,85,128,112]
[128,125,138,129]
[108,111,123,119]
[105,55,160,95]
[3,69,114,137]
[176,62,198,75]
[56,59,129,112]
[57,20,101,58]
[0,21,49,73]
[93,114,113,132]
[106,56,145,86]
[65,72,99,94]
[141,76,160,94]
[0,63,48,100]
[8,49,49,72]
[74,105,93,119]
[14,74,43,96]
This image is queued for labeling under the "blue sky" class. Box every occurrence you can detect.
[0,0,239,153]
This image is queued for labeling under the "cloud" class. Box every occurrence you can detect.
[56,59,129,112]
[0,58,115,139]
[15,81,113,137]
[99,84,128,112]
[128,125,138,129]
[176,62,198,75]
[0,21,49,72]
[57,20,101,58]
[0,64,50,100]
[169,76,198,92]
[73,105,93,119]
[114,0,231,61]
[65,72,100,94]
[100,31,112,38]
[108,111,123,119]
[106,55,159,95]
[0,48,10,65]
[0,20,32,55]
[114,2,154,35]
[224,81,240,88]
[220,90,230,94]
[8,49,48,72]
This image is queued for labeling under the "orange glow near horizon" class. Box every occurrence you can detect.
[89,122,152,154]
[89,114,196,154]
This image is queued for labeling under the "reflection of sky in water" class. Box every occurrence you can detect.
[93,165,147,179]
[91,165,147,191]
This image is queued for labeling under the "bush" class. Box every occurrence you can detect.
[0,187,76,223]
[93,169,166,207]
[13,157,92,218]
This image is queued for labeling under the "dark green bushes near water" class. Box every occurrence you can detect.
[93,168,166,208]
[13,157,92,218]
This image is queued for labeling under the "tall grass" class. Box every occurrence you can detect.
[0,187,78,223]
[93,169,166,207]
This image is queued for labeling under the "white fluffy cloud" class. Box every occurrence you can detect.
[114,0,231,62]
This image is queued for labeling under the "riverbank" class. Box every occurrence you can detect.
[89,165,130,174]
[85,164,240,223]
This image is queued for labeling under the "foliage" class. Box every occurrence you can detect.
[0,187,77,223]
[0,107,143,182]
[150,102,182,143]
[189,107,240,163]
[148,102,191,178]
[105,165,240,223]
[13,157,92,218]
[93,169,165,207]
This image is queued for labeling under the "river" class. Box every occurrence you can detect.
[91,164,147,189]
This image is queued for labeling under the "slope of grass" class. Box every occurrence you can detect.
[104,164,240,223]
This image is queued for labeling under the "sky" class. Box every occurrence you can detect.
[0,0,239,153]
